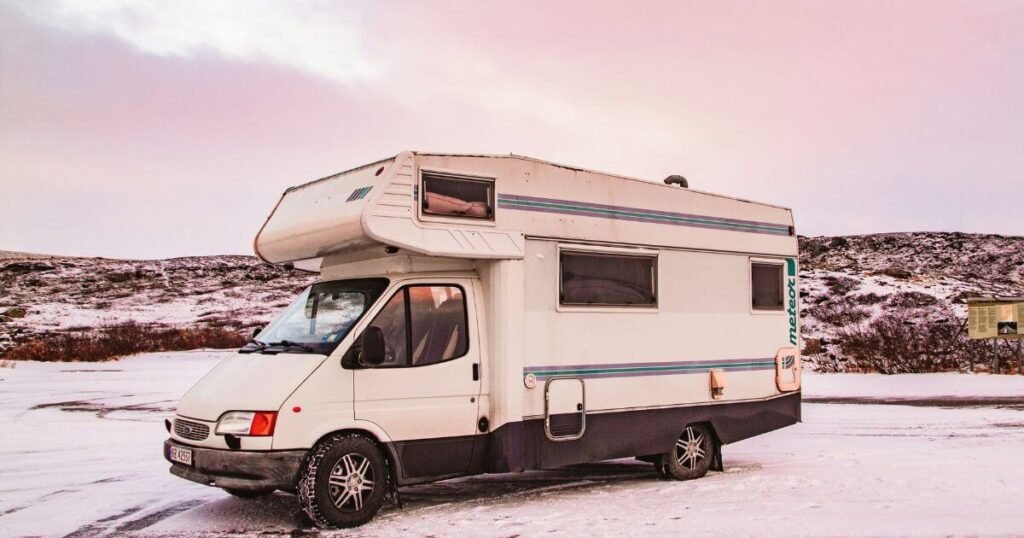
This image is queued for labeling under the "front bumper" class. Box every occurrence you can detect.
[164,439,306,492]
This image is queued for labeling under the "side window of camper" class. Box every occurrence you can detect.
[364,285,469,368]
[421,171,494,220]
[559,250,657,307]
[751,262,784,311]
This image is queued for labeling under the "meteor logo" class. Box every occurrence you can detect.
[786,258,798,346]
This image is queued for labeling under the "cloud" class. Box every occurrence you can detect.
[2,1,1023,258]
[3,0,592,142]
[8,0,378,85]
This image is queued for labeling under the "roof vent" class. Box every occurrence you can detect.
[664,175,688,188]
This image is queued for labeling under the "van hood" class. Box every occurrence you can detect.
[176,352,327,421]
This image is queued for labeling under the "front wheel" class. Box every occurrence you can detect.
[661,423,714,481]
[298,434,387,528]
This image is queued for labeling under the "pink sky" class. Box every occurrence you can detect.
[2,0,1022,258]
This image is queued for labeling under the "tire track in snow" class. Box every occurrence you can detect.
[62,505,147,538]
[61,499,206,537]
[375,465,661,521]
[114,500,207,533]
[804,395,1024,409]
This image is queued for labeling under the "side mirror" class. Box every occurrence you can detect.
[358,326,386,367]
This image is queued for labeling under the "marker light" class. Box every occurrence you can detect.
[215,411,278,436]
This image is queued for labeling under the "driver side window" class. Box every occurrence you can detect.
[364,285,468,368]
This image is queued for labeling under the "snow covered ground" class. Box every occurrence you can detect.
[3,353,1024,537]
[803,371,1024,402]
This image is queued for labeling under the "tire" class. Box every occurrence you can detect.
[298,434,387,529]
[224,487,274,499]
[663,423,714,481]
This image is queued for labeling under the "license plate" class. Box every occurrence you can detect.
[169,445,193,466]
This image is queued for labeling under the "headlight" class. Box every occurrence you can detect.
[215,411,277,436]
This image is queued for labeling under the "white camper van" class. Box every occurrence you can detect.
[164,152,802,528]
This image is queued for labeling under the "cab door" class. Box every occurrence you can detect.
[353,279,482,479]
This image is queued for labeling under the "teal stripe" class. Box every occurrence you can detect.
[499,199,788,233]
[347,186,372,202]
[529,361,775,378]
[503,199,786,232]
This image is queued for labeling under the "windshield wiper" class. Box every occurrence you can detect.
[239,339,268,354]
[266,340,316,353]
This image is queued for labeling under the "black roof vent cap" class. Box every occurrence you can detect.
[664,175,689,188]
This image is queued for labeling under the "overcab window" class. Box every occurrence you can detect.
[421,171,494,220]
[751,262,784,311]
[560,250,657,307]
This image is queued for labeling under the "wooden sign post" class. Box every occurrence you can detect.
[968,297,1024,375]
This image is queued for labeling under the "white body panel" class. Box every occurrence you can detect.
[255,159,392,263]
[353,277,483,441]
[520,240,786,420]
[254,153,796,265]
[177,353,325,422]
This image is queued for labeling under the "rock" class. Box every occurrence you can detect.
[1,307,26,318]
[1,261,55,274]
[828,236,849,249]
[949,291,975,304]
[882,266,912,279]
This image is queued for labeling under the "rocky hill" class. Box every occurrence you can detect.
[2,233,1022,370]
[0,253,315,355]
[799,232,1024,372]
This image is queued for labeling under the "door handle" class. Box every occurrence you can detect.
[472,363,479,381]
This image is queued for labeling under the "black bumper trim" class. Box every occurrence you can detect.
[485,390,802,473]
[164,439,307,492]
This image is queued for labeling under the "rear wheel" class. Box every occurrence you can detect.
[298,434,387,528]
[662,424,714,481]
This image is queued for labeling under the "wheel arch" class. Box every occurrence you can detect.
[690,420,724,472]
[308,427,402,491]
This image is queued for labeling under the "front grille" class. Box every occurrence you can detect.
[174,418,210,441]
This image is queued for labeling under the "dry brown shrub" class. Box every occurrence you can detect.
[836,306,964,373]
[4,321,247,362]
[802,338,824,355]
[805,301,872,327]
[822,275,860,296]
[850,292,886,305]
[886,291,939,308]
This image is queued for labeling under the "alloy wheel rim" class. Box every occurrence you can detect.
[675,426,706,471]
[328,453,375,512]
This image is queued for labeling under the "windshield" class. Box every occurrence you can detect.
[246,278,389,355]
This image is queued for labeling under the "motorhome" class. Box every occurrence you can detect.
[164,151,802,528]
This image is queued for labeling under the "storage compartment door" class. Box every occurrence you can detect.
[545,378,585,441]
